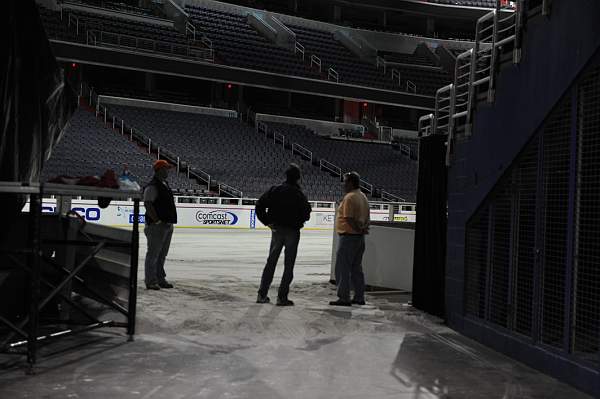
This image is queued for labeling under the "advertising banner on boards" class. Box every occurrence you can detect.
[25,199,413,230]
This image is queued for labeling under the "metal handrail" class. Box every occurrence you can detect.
[400,144,411,157]
[433,84,454,136]
[100,103,214,189]
[273,131,285,147]
[470,10,497,103]
[292,143,313,162]
[185,21,196,41]
[360,179,373,195]
[378,126,393,142]
[189,167,211,188]
[311,55,322,73]
[320,159,341,178]
[452,49,474,130]
[418,113,434,138]
[295,42,305,61]
[381,190,406,203]
[376,56,387,74]
[328,68,339,83]
[68,13,80,35]
[218,183,243,198]
[391,69,401,86]
[85,30,213,61]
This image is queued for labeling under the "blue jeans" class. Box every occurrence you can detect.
[334,234,366,302]
[258,226,300,300]
[144,223,174,285]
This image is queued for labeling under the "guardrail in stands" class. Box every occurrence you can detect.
[328,68,339,83]
[423,0,524,149]
[83,83,218,191]
[256,120,268,135]
[391,69,401,86]
[273,131,285,147]
[400,144,411,157]
[185,21,196,41]
[376,56,387,74]
[433,84,454,136]
[378,126,393,142]
[185,22,215,61]
[311,55,322,73]
[218,183,243,198]
[68,12,80,35]
[381,190,405,203]
[452,49,474,133]
[294,41,305,61]
[85,30,214,61]
[418,113,434,137]
[320,159,342,180]
[292,143,313,162]
[360,179,373,195]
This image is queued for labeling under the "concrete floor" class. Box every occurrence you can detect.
[0,230,592,399]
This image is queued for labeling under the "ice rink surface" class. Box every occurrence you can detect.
[0,230,592,399]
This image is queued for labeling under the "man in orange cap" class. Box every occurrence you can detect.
[143,160,177,290]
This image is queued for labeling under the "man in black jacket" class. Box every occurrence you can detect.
[143,160,177,290]
[255,164,311,306]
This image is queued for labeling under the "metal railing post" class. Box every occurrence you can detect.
[121,119,124,135]
[488,10,499,103]
[148,138,151,154]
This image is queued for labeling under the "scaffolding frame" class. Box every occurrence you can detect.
[0,182,141,372]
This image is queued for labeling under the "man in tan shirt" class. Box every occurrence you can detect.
[330,172,370,306]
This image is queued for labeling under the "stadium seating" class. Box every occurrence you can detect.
[39,2,451,95]
[185,5,321,79]
[103,105,346,200]
[264,122,418,201]
[287,22,452,95]
[37,6,207,61]
[41,108,204,192]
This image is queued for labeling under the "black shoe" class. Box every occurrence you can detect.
[158,281,174,289]
[329,300,352,307]
[146,283,160,290]
[276,298,294,306]
[256,295,270,304]
[352,299,366,306]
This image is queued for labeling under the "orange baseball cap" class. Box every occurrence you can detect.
[153,160,173,171]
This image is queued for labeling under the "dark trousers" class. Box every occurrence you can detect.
[144,223,174,285]
[334,234,366,302]
[258,226,300,300]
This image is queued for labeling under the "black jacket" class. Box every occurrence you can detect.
[145,177,177,224]
[255,182,311,229]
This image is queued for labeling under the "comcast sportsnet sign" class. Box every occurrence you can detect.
[195,210,239,226]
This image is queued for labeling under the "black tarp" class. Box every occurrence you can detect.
[1,0,76,224]
[412,135,447,318]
